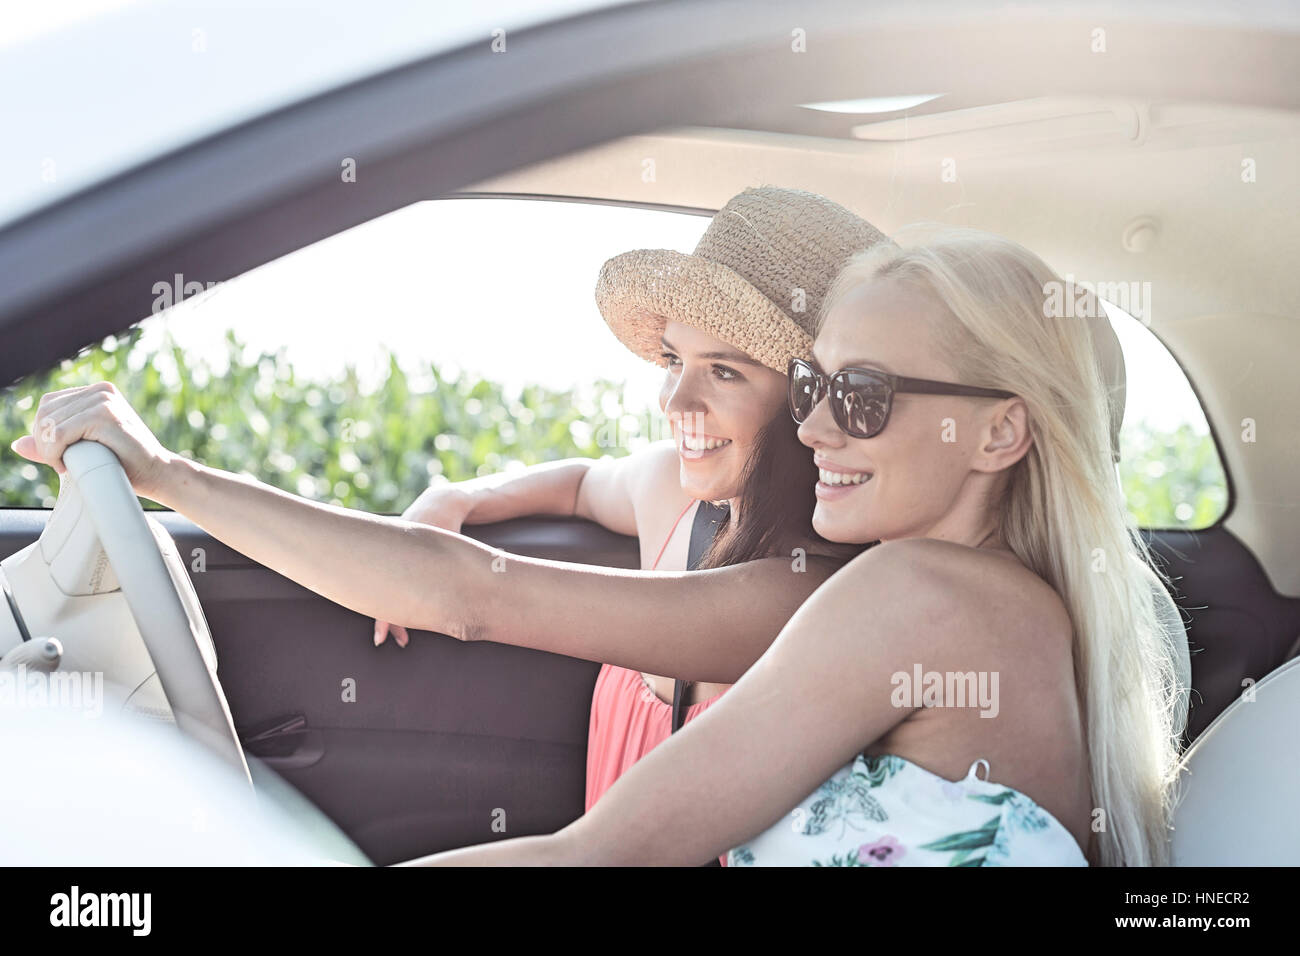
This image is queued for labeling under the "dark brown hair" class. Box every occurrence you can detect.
[698,404,868,570]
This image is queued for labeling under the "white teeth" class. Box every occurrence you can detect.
[819,467,872,486]
[682,436,732,452]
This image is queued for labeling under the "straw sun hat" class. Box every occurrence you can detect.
[595,186,889,374]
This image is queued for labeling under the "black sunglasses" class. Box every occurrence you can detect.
[787,357,1017,439]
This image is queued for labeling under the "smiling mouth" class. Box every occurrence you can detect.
[817,467,873,486]
[679,434,732,455]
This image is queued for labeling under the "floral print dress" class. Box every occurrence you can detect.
[727,754,1088,867]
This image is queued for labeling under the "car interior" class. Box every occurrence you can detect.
[0,1,1296,865]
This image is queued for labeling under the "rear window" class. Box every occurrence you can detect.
[1107,302,1229,529]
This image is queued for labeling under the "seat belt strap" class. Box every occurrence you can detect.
[671,500,728,734]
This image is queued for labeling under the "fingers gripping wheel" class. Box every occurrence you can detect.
[60,441,251,785]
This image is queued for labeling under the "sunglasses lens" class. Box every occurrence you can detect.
[788,361,819,423]
[834,371,891,438]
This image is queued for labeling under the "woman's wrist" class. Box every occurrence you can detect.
[138,451,199,508]
[442,484,480,524]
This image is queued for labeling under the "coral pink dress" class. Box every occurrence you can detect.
[584,500,729,863]
[585,664,722,810]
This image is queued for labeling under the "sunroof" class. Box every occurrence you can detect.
[799,95,946,114]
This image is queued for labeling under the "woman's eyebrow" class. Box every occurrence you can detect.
[660,338,764,367]
[697,350,764,366]
[846,359,895,374]
[810,350,895,375]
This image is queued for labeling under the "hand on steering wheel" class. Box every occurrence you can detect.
[11,381,176,502]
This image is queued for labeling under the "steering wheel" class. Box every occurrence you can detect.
[57,440,250,784]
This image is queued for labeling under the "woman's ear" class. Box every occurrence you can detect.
[973,398,1033,473]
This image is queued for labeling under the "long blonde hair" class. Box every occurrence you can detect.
[823,227,1181,866]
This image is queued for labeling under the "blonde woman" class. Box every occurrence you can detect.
[389,225,1176,865]
[13,227,1180,865]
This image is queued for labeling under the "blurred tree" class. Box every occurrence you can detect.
[1119,419,1229,529]
[1,329,635,514]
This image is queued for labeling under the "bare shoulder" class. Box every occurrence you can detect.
[814,538,1073,656]
[625,440,692,530]
[627,439,684,495]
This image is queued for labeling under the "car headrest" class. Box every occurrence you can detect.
[1171,655,1300,864]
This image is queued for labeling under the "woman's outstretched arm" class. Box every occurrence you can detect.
[160,458,835,682]
[373,440,679,647]
[12,382,836,683]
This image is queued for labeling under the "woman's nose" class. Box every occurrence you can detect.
[796,393,843,449]
[662,371,708,420]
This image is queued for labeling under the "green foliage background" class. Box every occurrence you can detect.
[1,329,1227,529]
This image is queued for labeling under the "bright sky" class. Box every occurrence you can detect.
[137,198,1209,436]
[137,200,703,416]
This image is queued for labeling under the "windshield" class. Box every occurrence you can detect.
[0,0,631,227]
